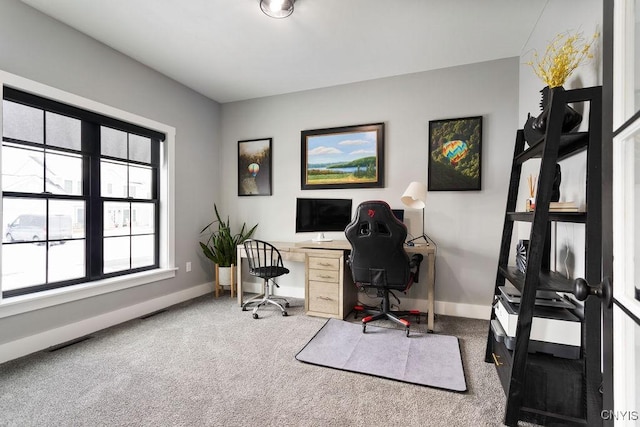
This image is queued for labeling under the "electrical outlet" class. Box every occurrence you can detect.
[186,261,192,272]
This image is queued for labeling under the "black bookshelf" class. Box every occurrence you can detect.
[485,86,603,426]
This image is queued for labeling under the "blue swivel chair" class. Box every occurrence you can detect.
[242,239,290,318]
[345,200,423,336]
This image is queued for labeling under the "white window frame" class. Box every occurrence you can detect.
[0,70,176,318]
[612,0,640,419]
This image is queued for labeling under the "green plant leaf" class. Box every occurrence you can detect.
[199,204,258,267]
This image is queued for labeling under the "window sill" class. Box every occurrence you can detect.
[0,268,177,319]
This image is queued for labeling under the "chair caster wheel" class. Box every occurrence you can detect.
[242,307,247,311]
[282,311,288,317]
[253,313,259,319]
[285,302,290,308]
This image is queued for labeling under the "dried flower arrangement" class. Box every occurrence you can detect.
[526,30,599,88]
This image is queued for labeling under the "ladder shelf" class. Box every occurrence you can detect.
[485,86,603,426]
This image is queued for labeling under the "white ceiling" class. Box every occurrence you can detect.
[20,0,548,103]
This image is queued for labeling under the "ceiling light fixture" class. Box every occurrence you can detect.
[260,0,295,18]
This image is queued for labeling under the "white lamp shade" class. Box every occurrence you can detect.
[401,181,427,209]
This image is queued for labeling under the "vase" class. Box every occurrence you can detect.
[523,86,582,145]
[217,266,234,287]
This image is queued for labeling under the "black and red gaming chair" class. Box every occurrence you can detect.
[345,200,423,337]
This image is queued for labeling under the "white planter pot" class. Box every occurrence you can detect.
[217,266,234,287]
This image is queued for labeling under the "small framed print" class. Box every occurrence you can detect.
[238,138,272,196]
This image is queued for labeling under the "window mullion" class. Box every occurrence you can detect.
[83,122,102,279]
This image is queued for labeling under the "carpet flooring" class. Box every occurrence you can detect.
[0,293,525,426]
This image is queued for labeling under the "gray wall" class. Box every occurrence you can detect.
[0,0,220,344]
[221,58,519,312]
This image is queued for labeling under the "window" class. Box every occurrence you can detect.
[1,88,165,297]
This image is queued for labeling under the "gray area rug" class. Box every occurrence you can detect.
[296,318,467,392]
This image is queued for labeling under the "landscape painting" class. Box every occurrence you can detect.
[301,123,384,190]
[428,116,482,191]
[238,138,272,196]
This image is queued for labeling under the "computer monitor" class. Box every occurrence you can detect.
[392,209,404,222]
[295,198,353,233]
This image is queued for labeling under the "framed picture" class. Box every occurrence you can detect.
[428,116,482,191]
[238,138,272,196]
[301,123,384,190]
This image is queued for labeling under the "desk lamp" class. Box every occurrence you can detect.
[401,181,429,245]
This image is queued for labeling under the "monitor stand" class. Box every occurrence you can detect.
[312,232,333,242]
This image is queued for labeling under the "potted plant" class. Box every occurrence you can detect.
[199,204,258,295]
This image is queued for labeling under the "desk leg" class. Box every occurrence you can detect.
[236,247,243,306]
[230,263,235,299]
[427,252,435,332]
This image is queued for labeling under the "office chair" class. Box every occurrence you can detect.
[345,200,423,337]
[242,239,290,319]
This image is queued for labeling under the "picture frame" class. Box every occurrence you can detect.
[428,116,482,191]
[301,123,385,190]
[238,138,272,196]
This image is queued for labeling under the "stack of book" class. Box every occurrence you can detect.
[549,201,579,212]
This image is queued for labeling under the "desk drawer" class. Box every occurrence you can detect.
[308,257,340,271]
[308,268,339,283]
[308,280,340,315]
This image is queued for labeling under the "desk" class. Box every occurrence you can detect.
[236,239,436,331]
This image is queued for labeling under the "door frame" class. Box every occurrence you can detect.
[605,0,640,424]
[602,1,614,424]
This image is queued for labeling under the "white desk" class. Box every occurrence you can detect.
[236,239,437,331]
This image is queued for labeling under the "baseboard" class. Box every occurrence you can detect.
[241,281,305,299]
[400,299,491,320]
[354,292,492,320]
[0,283,211,364]
[434,300,492,320]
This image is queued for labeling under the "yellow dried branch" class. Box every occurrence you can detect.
[526,30,599,88]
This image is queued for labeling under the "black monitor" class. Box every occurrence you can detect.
[392,209,404,222]
[295,198,353,233]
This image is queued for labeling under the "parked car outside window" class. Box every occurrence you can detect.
[5,214,72,243]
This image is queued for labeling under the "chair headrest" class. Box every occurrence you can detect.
[346,200,407,241]
[344,200,410,287]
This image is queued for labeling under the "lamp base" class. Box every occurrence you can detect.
[406,234,429,246]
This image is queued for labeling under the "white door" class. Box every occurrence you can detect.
[611,0,640,424]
